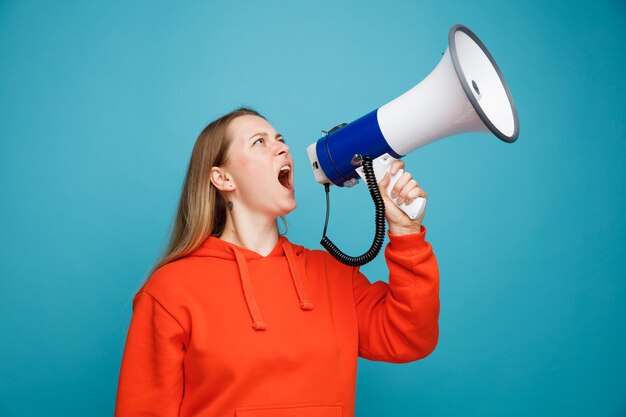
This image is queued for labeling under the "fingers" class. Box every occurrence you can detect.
[390,171,412,198]
[400,186,427,205]
[391,171,427,205]
[389,159,404,175]
[379,165,427,206]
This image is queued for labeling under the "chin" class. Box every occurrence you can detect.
[275,196,297,217]
[280,200,297,216]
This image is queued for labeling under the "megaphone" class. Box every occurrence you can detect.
[307,24,519,265]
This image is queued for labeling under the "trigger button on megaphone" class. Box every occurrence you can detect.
[351,154,363,167]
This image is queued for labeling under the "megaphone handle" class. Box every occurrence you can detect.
[386,168,427,220]
[356,154,426,220]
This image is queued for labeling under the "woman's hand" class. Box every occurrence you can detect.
[377,160,427,235]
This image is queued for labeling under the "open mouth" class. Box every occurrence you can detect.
[278,164,292,189]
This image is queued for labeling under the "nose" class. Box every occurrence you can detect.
[275,140,290,156]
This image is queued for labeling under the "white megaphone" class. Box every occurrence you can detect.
[307,24,519,221]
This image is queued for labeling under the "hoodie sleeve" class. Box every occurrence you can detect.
[353,226,440,363]
[114,290,186,417]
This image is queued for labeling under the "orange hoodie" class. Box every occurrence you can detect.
[115,226,439,417]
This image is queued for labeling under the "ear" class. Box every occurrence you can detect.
[210,166,236,192]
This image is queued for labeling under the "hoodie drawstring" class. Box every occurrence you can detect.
[230,242,313,331]
[231,247,268,330]
[282,242,314,310]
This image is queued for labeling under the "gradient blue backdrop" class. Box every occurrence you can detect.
[1,1,625,416]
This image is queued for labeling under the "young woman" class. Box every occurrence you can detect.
[114,108,440,417]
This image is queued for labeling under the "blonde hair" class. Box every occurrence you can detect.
[149,107,279,276]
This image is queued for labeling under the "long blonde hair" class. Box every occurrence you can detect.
[149,107,268,276]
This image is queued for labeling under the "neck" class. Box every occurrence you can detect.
[219,204,279,257]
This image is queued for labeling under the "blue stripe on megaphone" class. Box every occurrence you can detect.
[315,109,402,186]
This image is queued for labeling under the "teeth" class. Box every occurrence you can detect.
[280,165,291,172]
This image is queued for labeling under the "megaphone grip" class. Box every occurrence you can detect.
[386,168,427,220]
[356,154,427,221]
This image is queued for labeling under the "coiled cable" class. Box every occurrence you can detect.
[320,156,386,266]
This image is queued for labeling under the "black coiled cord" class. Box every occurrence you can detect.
[320,156,386,266]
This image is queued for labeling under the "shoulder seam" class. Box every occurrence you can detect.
[138,290,189,343]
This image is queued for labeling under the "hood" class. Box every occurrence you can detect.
[187,235,313,331]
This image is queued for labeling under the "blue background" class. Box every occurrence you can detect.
[1,1,625,416]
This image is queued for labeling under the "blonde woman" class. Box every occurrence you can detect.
[115,108,440,417]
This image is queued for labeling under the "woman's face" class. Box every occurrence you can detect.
[220,115,296,217]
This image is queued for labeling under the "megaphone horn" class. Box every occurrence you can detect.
[307,24,519,188]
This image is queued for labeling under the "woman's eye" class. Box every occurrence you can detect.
[253,138,264,145]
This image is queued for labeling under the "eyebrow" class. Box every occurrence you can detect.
[248,132,284,141]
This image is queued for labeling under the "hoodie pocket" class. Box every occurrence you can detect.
[235,401,342,417]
